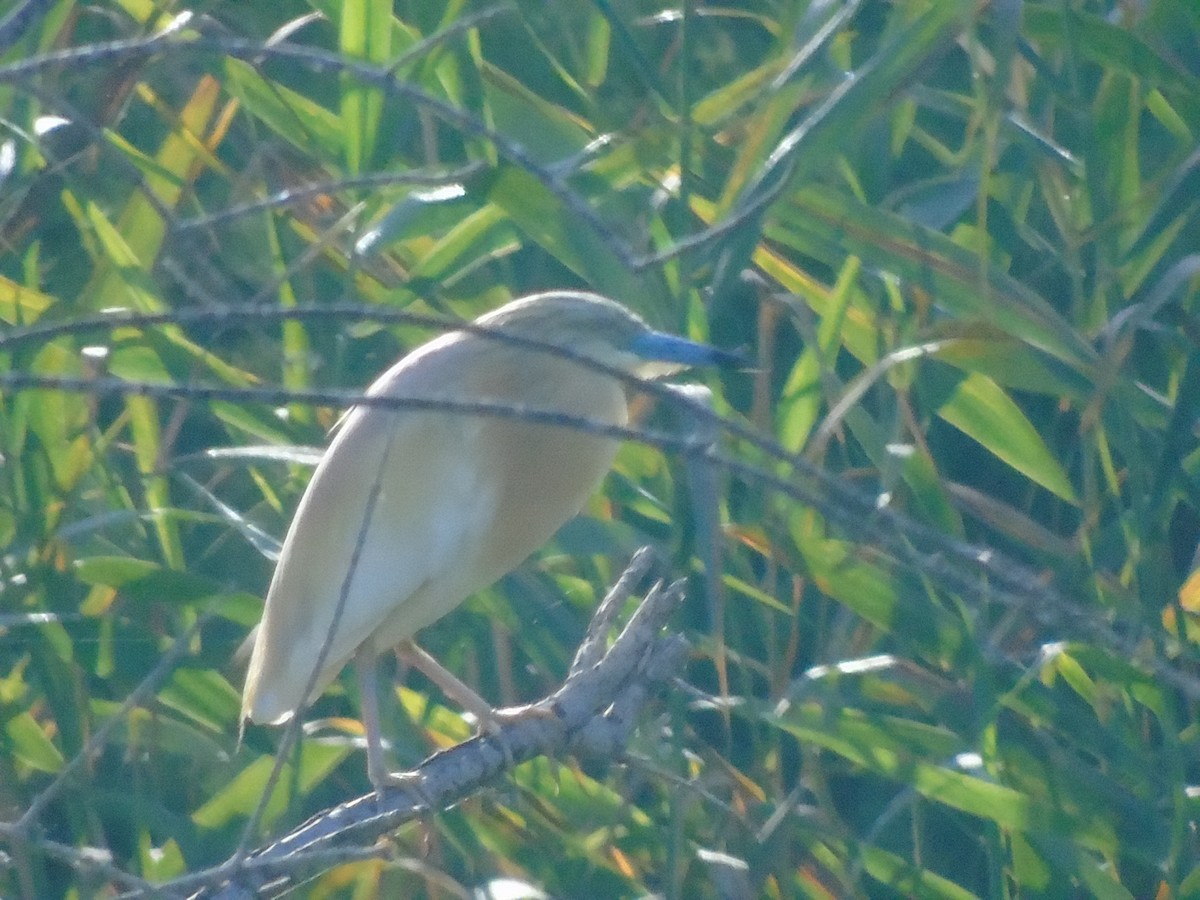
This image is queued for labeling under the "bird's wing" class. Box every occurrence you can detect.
[242,346,494,723]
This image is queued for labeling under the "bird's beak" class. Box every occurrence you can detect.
[631,332,747,370]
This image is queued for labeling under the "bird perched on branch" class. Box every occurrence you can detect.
[240,290,734,792]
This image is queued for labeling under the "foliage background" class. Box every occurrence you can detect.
[1,0,1198,896]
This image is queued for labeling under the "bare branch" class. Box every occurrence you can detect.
[155,561,688,899]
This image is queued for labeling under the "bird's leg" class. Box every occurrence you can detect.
[355,646,433,805]
[354,647,393,796]
[396,639,498,724]
[395,639,558,753]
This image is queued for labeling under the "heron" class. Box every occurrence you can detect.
[240,290,733,792]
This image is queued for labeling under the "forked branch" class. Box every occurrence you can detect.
[180,548,685,900]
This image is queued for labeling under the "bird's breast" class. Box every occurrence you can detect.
[467,363,628,580]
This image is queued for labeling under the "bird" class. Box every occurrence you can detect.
[240,290,734,792]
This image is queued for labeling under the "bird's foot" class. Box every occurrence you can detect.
[371,768,436,809]
[481,700,560,730]
[471,701,560,768]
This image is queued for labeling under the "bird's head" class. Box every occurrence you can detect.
[476,291,742,378]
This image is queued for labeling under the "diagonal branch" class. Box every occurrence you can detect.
[168,553,686,900]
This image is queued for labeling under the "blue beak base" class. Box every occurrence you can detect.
[631,332,747,369]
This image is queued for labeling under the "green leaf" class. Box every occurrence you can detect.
[481,64,593,164]
[859,845,977,899]
[75,556,161,587]
[771,701,1117,852]
[1024,7,1200,95]
[340,0,393,172]
[410,204,516,282]
[125,394,185,569]
[790,512,966,661]
[6,711,64,773]
[769,187,1096,370]
[139,834,187,883]
[0,275,54,325]
[194,741,353,831]
[932,368,1078,503]
[481,165,659,308]
[223,59,344,161]
[25,341,92,491]
[158,668,241,733]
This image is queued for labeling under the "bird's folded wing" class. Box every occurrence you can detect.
[241,401,490,723]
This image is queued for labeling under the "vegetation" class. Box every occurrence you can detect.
[1,0,1198,896]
